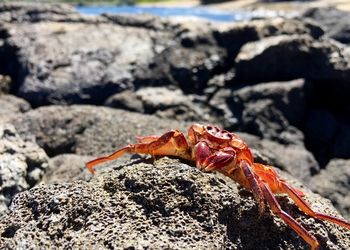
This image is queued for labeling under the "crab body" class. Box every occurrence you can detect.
[86,123,350,250]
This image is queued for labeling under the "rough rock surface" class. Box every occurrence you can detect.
[238,132,319,183]
[105,87,215,123]
[235,34,350,83]
[0,158,349,249]
[41,154,92,185]
[0,95,31,123]
[11,105,190,157]
[231,79,307,145]
[0,123,48,215]
[310,159,350,220]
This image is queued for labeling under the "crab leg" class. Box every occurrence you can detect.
[86,130,190,174]
[260,182,320,250]
[281,182,350,230]
[240,161,266,216]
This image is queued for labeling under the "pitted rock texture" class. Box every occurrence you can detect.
[0,158,349,249]
[0,123,48,215]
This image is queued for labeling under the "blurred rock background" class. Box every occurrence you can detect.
[0,1,349,249]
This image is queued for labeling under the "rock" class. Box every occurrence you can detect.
[0,75,11,94]
[0,95,31,123]
[235,35,350,83]
[0,123,48,215]
[11,105,190,157]
[230,79,307,145]
[4,20,159,106]
[0,158,348,249]
[213,17,323,61]
[303,110,350,166]
[303,7,350,44]
[0,2,92,23]
[310,159,350,220]
[235,35,350,113]
[238,132,319,183]
[41,154,92,185]
[105,87,214,123]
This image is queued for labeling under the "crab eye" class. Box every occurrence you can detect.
[206,126,213,131]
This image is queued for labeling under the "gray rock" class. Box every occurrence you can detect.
[310,159,350,220]
[6,21,159,106]
[0,94,31,123]
[238,132,319,183]
[235,35,350,113]
[0,123,48,215]
[213,17,323,60]
[0,2,94,23]
[11,105,190,157]
[231,79,307,145]
[303,7,350,44]
[0,158,348,249]
[105,87,214,123]
[41,154,92,185]
[235,35,350,83]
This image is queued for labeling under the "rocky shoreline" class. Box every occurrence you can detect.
[0,2,349,249]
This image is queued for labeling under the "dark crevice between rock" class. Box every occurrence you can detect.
[0,41,27,96]
[1,225,20,238]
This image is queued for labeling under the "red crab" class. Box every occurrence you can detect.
[86,123,350,249]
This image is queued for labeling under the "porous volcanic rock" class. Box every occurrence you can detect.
[310,159,350,220]
[0,123,48,215]
[0,158,349,249]
[0,94,31,123]
[11,105,190,157]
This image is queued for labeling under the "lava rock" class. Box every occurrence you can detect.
[0,123,48,215]
[5,21,159,106]
[303,7,350,44]
[238,132,319,183]
[105,87,214,123]
[0,95,31,123]
[235,35,350,83]
[231,79,307,145]
[213,17,323,61]
[0,158,348,249]
[41,154,92,185]
[11,105,190,157]
[0,2,92,23]
[310,159,350,220]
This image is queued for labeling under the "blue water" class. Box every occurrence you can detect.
[76,6,269,22]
